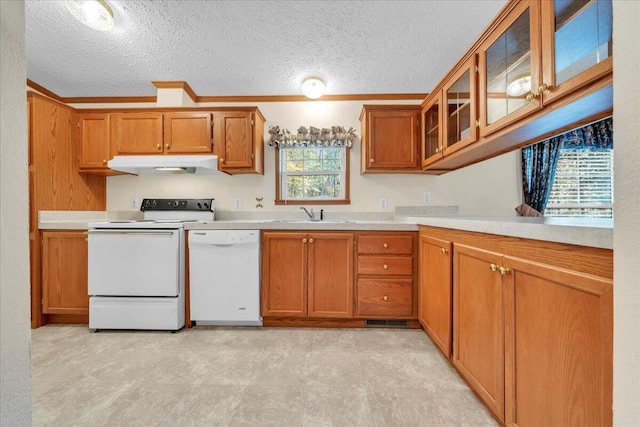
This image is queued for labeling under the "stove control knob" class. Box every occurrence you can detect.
[197,202,202,209]
[143,200,151,208]
[173,200,179,207]
[151,200,157,208]
[204,202,209,209]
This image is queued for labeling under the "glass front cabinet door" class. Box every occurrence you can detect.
[478,0,542,137]
[442,56,478,156]
[421,92,442,167]
[539,0,613,104]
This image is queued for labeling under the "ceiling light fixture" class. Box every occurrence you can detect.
[506,73,532,97]
[301,76,326,99]
[65,0,114,32]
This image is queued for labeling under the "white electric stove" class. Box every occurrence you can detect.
[87,198,214,331]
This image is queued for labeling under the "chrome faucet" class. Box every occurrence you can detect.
[300,207,316,221]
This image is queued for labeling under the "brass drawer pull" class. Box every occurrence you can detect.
[383,264,388,270]
[383,243,388,248]
[383,295,388,301]
[490,263,498,272]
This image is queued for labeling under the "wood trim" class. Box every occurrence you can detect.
[47,314,89,324]
[65,96,158,104]
[27,91,74,111]
[27,79,64,102]
[152,80,198,102]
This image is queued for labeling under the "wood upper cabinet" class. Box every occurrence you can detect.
[215,109,265,175]
[503,256,613,427]
[114,112,164,154]
[360,105,421,173]
[443,55,479,156]
[453,243,505,422]
[355,232,417,318]
[479,0,542,137]
[539,0,613,105]
[421,92,443,167]
[164,112,213,154]
[261,231,353,318]
[418,234,452,358]
[78,113,112,171]
[41,231,89,315]
[115,112,214,155]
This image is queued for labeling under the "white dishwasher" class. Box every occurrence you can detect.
[188,230,262,326]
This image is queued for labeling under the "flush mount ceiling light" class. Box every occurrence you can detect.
[301,76,326,99]
[65,0,114,31]
[506,73,532,97]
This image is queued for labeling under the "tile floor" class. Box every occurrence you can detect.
[31,325,498,427]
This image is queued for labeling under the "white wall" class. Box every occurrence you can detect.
[0,1,32,425]
[613,1,640,425]
[106,100,521,216]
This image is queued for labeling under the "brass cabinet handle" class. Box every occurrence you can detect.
[383,295,388,301]
[383,264,388,270]
[525,93,536,102]
[370,158,375,163]
[221,158,225,163]
[490,263,498,272]
[383,243,388,248]
[538,83,548,93]
[302,238,307,243]
[435,147,440,153]
[165,144,170,149]
[309,238,314,243]
[441,248,448,254]
[156,144,161,150]
[102,159,107,164]
[499,266,510,275]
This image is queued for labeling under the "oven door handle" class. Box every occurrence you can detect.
[87,231,176,236]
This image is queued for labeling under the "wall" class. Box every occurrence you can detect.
[105,100,521,216]
[0,1,32,425]
[612,1,640,425]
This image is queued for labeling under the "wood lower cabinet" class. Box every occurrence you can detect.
[418,234,452,358]
[41,231,89,315]
[453,244,505,422]
[418,225,613,426]
[261,231,353,318]
[355,232,417,318]
[360,105,421,173]
[503,256,613,427]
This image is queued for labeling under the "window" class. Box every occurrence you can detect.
[276,146,349,205]
[545,148,613,218]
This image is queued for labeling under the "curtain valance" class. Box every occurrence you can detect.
[561,117,613,150]
[268,125,357,148]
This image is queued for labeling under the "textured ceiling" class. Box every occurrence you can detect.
[25,0,507,98]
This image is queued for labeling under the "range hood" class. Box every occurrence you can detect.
[108,155,219,175]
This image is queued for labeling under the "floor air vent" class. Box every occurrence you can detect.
[365,319,409,328]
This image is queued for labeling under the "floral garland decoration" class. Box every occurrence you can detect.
[268,125,357,148]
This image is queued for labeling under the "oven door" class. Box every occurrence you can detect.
[88,229,181,297]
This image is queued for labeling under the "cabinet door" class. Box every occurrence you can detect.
[540,0,613,105]
[115,112,164,154]
[421,92,443,167]
[363,107,420,171]
[164,112,213,154]
[443,55,478,156]
[41,231,89,315]
[478,0,542,137]
[307,232,354,318]
[78,113,110,169]
[261,232,308,317]
[453,244,505,422]
[418,235,452,358]
[503,256,613,427]
[216,111,254,171]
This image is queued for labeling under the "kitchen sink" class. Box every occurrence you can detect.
[268,219,355,224]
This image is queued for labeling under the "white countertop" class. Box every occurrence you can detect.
[37,211,613,249]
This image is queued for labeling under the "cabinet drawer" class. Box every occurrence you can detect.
[358,255,413,276]
[357,279,413,317]
[358,235,413,255]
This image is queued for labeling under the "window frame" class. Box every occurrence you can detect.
[274,146,350,205]
[545,148,614,218]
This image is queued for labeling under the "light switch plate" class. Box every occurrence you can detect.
[379,198,388,210]
[130,197,138,209]
[234,198,242,209]
[423,192,431,203]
